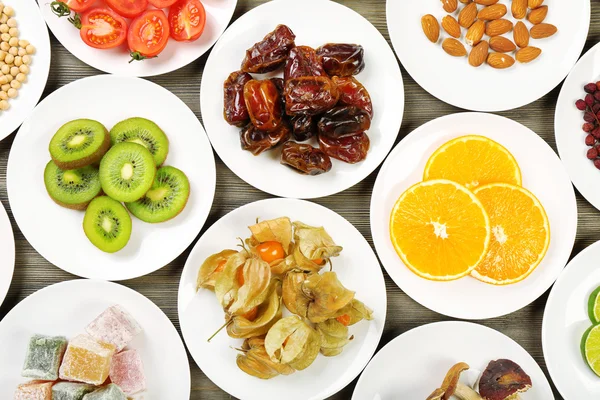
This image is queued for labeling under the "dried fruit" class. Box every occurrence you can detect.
[441,15,462,39]
[527,5,548,24]
[583,123,595,132]
[292,221,342,272]
[575,99,587,111]
[586,83,599,93]
[586,94,594,106]
[241,25,296,73]
[513,21,530,48]
[477,4,507,20]
[264,316,321,371]
[280,141,332,176]
[489,36,516,53]
[465,20,485,46]
[197,250,238,291]
[595,160,600,170]
[588,148,599,159]
[515,46,542,63]
[442,38,467,56]
[511,0,527,19]
[441,0,458,13]
[422,14,440,43]
[332,76,373,119]
[317,106,371,139]
[468,41,489,67]
[586,135,595,146]
[458,2,478,28]
[316,43,365,77]
[528,0,544,9]
[530,23,557,39]
[486,19,513,36]
[487,52,515,69]
[236,337,295,379]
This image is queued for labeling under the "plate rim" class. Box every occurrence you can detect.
[0,201,15,307]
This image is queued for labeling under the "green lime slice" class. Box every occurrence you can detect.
[582,325,600,377]
[588,286,600,323]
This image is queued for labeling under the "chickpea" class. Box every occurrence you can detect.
[0,63,8,74]
[0,50,4,62]
[0,100,10,111]
[4,73,11,82]
[4,52,12,64]
[9,65,17,76]
[7,36,15,47]
[10,79,19,89]
[0,91,6,100]
[7,86,16,97]
[18,64,28,74]
[0,42,8,52]
[0,75,6,85]
[13,55,20,66]
[8,46,16,56]
[6,18,15,28]
[0,24,7,34]
[0,14,7,24]
[1,83,9,92]
[18,39,28,47]
[22,55,30,65]
[3,6,14,17]
[26,45,35,55]
[17,47,24,57]
[16,72,25,82]
[1,32,9,42]
[8,27,17,37]
[0,4,4,14]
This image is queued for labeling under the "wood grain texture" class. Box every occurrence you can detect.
[2,1,600,398]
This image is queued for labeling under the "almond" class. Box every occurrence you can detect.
[469,40,489,67]
[530,23,557,39]
[489,36,516,52]
[528,0,544,9]
[527,5,548,24]
[458,2,478,28]
[513,21,530,47]
[441,0,458,13]
[475,0,498,4]
[485,19,513,36]
[477,4,507,20]
[421,14,440,43]
[459,0,472,3]
[487,52,515,69]
[515,46,542,63]
[511,0,527,19]
[442,15,462,38]
[465,20,485,46]
[442,38,467,56]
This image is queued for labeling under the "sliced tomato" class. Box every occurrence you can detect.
[62,0,95,13]
[80,8,128,49]
[148,0,179,7]
[106,0,148,19]
[128,9,170,59]
[168,0,206,42]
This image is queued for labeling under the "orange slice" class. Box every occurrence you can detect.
[423,135,522,189]
[472,183,550,285]
[389,179,491,281]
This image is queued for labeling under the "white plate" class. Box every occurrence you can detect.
[370,112,577,319]
[0,201,15,306]
[352,321,554,399]
[178,198,387,400]
[0,279,190,399]
[39,0,237,77]
[386,0,590,111]
[200,0,403,199]
[542,240,600,398]
[7,75,216,281]
[555,42,600,211]
[0,0,50,142]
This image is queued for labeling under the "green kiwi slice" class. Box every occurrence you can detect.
[110,117,169,166]
[83,196,132,253]
[44,160,102,210]
[126,166,190,223]
[99,142,156,203]
[49,119,110,170]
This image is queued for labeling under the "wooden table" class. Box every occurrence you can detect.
[2,1,599,398]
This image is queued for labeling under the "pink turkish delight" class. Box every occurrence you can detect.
[109,349,146,395]
[86,305,142,352]
[14,380,53,400]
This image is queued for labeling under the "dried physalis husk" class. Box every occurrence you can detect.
[249,217,293,253]
[227,283,283,339]
[302,272,355,323]
[334,299,374,326]
[265,316,321,371]
[282,271,308,314]
[316,318,353,357]
[236,337,295,379]
[292,221,342,272]
[196,249,238,291]
[270,254,298,275]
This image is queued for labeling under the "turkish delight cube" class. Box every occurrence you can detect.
[52,382,96,400]
[14,380,53,400]
[82,384,127,400]
[59,334,116,385]
[109,349,146,395]
[21,334,67,380]
[86,305,142,352]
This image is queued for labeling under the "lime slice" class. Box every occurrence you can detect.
[582,325,600,377]
[589,286,600,323]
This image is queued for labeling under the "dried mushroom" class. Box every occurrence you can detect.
[427,362,482,400]
[316,318,353,357]
[227,283,283,339]
[478,359,532,400]
[264,316,321,371]
[236,337,295,379]
[292,221,342,272]
[196,249,238,291]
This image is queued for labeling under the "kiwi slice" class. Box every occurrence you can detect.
[110,117,169,166]
[99,142,156,203]
[49,119,110,170]
[83,196,132,253]
[44,160,102,210]
[126,166,190,223]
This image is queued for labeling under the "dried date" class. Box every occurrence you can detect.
[319,132,370,164]
[284,76,340,116]
[240,123,291,155]
[290,115,316,141]
[316,43,365,77]
[244,79,283,132]
[333,76,373,119]
[317,106,371,139]
[223,71,252,127]
[241,25,296,73]
[270,77,286,113]
[280,141,332,175]
[284,45,325,80]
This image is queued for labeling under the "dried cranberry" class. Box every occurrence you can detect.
[584,112,596,123]
[594,92,600,102]
[586,94,595,106]
[584,123,594,132]
[586,134,596,146]
[592,127,600,139]
[576,99,587,110]
[585,83,598,93]
[587,147,598,159]
[595,159,600,169]
[593,104,600,113]
[597,81,600,91]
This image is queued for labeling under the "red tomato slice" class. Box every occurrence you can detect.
[128,9,170,59]
[63,0,95,13]
[168,0,206,42]
[148,0,179,7]
[80,8,128,49]
[106,0,148,19]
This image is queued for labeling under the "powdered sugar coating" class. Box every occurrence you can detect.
[109,349,146,395]
[82,383,127,400]
[52,382,95,400]
[14,381,53,400]
[59,334,116,385]
[22,334,67,380]
[86,305,142,352]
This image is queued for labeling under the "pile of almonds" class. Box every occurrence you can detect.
[421,0,558,69]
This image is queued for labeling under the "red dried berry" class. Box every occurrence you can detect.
[584,112,596,123]
[597,81,600,91]
[595,159,600,169]
[586,135,596,146]
[594,92,600,102]
[592,128,600,139]
[597,111,600,120]
[587,147,599,159]
[576,99,588,110]
[586,94,595,106]
[585,83,598,93]
[584,123,594,132]
[592,104,600,113]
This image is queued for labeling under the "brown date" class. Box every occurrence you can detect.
[284,46,325,80]
[333,76,373,119]
[241,25,296,73]
[280,141,332,175]
[316,43,365,77]
[290,115,316,141]
[243,79,283,132]
[319,132,370,164]
[270,77,286,113]
[240,123,290,156]
[223,71,252,127]
[284,76,340,116]
[317,106,371,139]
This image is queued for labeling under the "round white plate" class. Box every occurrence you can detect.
[0,201,15,306]
[0,0,50,142]
[7,75,216,281]
[371,112,577,319]
[0,279,190,399]
[200,0,403,199]
[555,42,600,210]
[386,0,590,111]
[178,198,387,400]
[39,0,237,77]
[542,240,600,398]
[352,321,554,399]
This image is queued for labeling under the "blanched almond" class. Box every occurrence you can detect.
[515,46,542,63]
[421,14,440,43]
[527,5,548,24]
[489,36,516,52]
[465,20,485,46]
[485,19,513,36]
[458,2,478,28]
[528,0,544,9]
[442,38,467,56]
[513,21,530,47]
[469,40,489,67]
[442,15,462,38]
[530,23,557,39]
[511,0,527,19]
[441,0,458,13]
[478,4,507,20]
[487,52,515,69]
